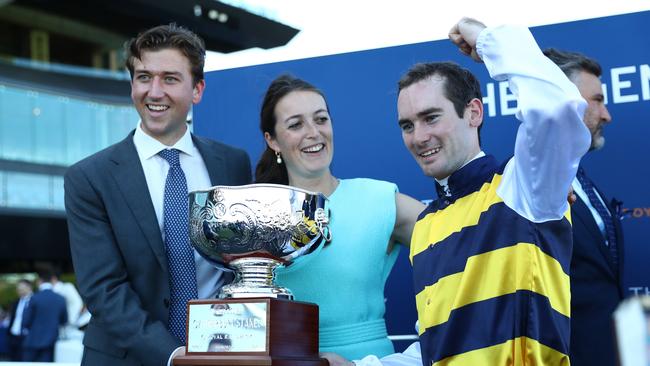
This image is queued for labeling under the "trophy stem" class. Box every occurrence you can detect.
[219,257,293,300]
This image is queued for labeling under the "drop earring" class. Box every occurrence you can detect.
[275,151,282,164]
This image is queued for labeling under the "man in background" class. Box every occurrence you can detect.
[544,48,624,366]
[22,271,67,362]
[6,279,32,361]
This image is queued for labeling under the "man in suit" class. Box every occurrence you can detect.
[64,24,251,366]
[22,271,68,362]
[545,48,624,366]
[6,279,33,361]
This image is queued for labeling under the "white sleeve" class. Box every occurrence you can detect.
[63,283,84,323]
[353,342,422,366]
[476,25,591,222]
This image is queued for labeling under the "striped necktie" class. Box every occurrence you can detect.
[576,167,618,267]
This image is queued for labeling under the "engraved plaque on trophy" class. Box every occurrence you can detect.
[173,184,330,366]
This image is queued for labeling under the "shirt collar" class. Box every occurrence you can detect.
[133,122,194,160]
[39,282,53,291]
[435,151,486,197]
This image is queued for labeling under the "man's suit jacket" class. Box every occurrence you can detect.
[64,132,251,366]
[22,289,67,349]
[7,299,20,335]
[6,298,27,361]
[570,178,624,366]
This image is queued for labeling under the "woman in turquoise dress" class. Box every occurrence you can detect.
[254,75,424,362]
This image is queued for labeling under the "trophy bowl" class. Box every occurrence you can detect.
[189,183,331,300]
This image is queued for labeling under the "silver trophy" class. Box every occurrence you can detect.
[189,184,331,300]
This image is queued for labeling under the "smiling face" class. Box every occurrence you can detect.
[397,75,482,180]
[130,48,205,146]
[572,71,612,151]
[265,90,333,183]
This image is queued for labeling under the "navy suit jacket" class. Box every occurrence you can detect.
[7,297,28,337]
[7,299,20,335]
[570,175,624,366]
[22,289,67,349]
[64,132,251,366]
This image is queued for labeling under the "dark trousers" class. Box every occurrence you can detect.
[7,334,24,361]
[23,345,55,362]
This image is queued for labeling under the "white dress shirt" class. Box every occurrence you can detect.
[133,123,227,299]
[53,281,84,325]
[10,295,30,336]
[572,177,610,242]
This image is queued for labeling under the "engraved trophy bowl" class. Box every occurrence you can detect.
[189,183,331,300]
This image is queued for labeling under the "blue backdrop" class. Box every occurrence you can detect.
[195,11,650,349]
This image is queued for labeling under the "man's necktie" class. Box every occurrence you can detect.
[576,167,619,267]
[159,148,198,343]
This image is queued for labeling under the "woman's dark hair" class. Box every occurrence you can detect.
[254,75,327,184]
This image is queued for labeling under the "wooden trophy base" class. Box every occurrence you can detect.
[174,298,327,366]
[174,354,327,366]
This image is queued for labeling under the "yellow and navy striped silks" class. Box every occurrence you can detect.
[411,157,572,365]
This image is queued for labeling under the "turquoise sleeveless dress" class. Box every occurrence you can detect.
[276,178,399,360]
